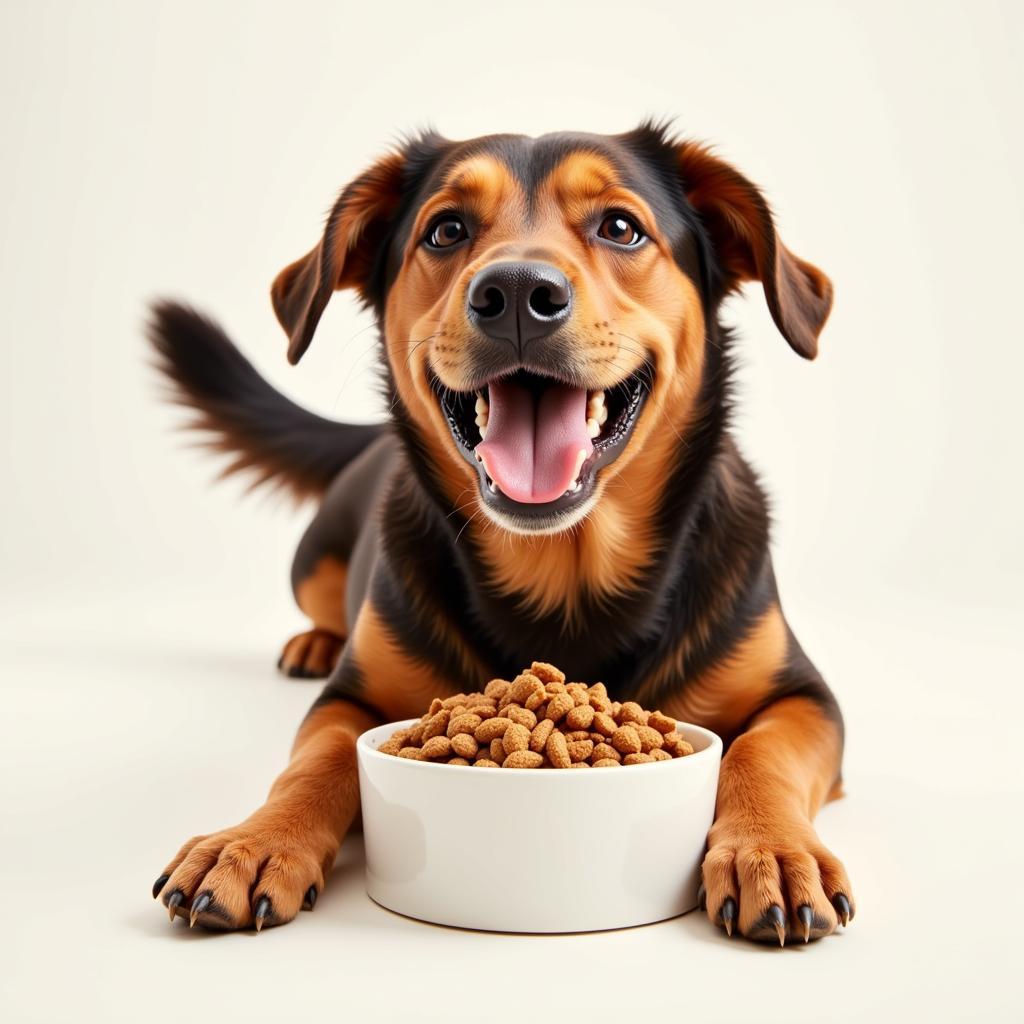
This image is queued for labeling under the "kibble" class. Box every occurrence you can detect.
[422,709,450,740]
[530,661,565,684]
[510,672,544,704]
[447,713,482,738]
[567,739,594,763]
[484,678,509,700]
[623,752,654,765]
[525,690,547,712]
[637,726,665,753]
[530,719,554,752]
[506,705,538,729]
[377,664,694,769]
[546,692,575,723]
[451,733,478,759]
[619,701,647,726]
[546,731,572,768]
[610,725,642,755]
[420,735,452,759]
[475,717,511,743]
[503,750,544,769]
[503,722,531,754]
[565,704,595,730]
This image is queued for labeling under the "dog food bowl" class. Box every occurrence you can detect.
[356,719,722,933]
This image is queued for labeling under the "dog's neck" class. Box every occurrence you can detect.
[466,433,695,623]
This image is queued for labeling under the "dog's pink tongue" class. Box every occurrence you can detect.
[476,378,592,503]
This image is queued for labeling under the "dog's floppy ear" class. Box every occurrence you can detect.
[676,141,832,359]
[271,151,406,364]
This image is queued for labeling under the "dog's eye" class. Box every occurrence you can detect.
[426,216,469,249]
[597,214,644,247]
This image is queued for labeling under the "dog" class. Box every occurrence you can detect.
[148,122,854,944]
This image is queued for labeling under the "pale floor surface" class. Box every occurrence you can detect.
[1,587,1020,1023]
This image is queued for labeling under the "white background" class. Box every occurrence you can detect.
[1,1,1021,1020]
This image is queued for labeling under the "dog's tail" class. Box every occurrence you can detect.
[147,301,384,500]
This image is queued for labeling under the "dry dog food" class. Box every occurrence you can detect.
[377,662,695,769]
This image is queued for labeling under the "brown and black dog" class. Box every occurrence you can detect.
[148,123,854,945]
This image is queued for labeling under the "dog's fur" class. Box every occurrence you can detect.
[148,123,854,944]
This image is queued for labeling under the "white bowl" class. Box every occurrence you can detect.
[356,719,722,933]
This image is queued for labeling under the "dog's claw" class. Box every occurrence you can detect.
[166,890,184,922]
[832,892,851,927]
[767,904,786,946]
[696,882,706,911]
[254,895,271,932]
[304,885,318,911]
[152,874,170,899]
[719,896,736,937]
[189,892,212,927]
[797,904,812,943]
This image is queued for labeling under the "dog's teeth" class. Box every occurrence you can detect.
[475,398,489,440]
[570,479,582,494]
[595,403,608,426]
[475,392,489,438]
[572,448,588,481]
[487,479,498,494]
[586,417,601,439]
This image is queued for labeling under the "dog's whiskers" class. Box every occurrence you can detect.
[446,487,473,518]
[324,316,387,411]
[447,495,479,520]
[403,332,441,372]
[453,505,482,546]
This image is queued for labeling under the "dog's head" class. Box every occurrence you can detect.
[271,125,831,535]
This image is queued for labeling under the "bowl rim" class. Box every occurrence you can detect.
[356,717,722,776]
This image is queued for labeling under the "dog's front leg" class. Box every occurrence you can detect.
[152,692,378,930]
[701,694,855,944]
[152,594,464,931]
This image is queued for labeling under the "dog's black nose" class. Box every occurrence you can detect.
[467,261,572,346]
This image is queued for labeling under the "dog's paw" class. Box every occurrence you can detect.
[699,815,855,945]
[152,816,334,931]
[277,628,344,678]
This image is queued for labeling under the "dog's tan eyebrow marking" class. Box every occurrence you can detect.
[444,155,515,194]
[413,155,524,238]
[445,156,522,216]
[538,152,661,238]
[541,152,622,203]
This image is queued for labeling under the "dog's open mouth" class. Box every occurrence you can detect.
[435,366,650,527]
